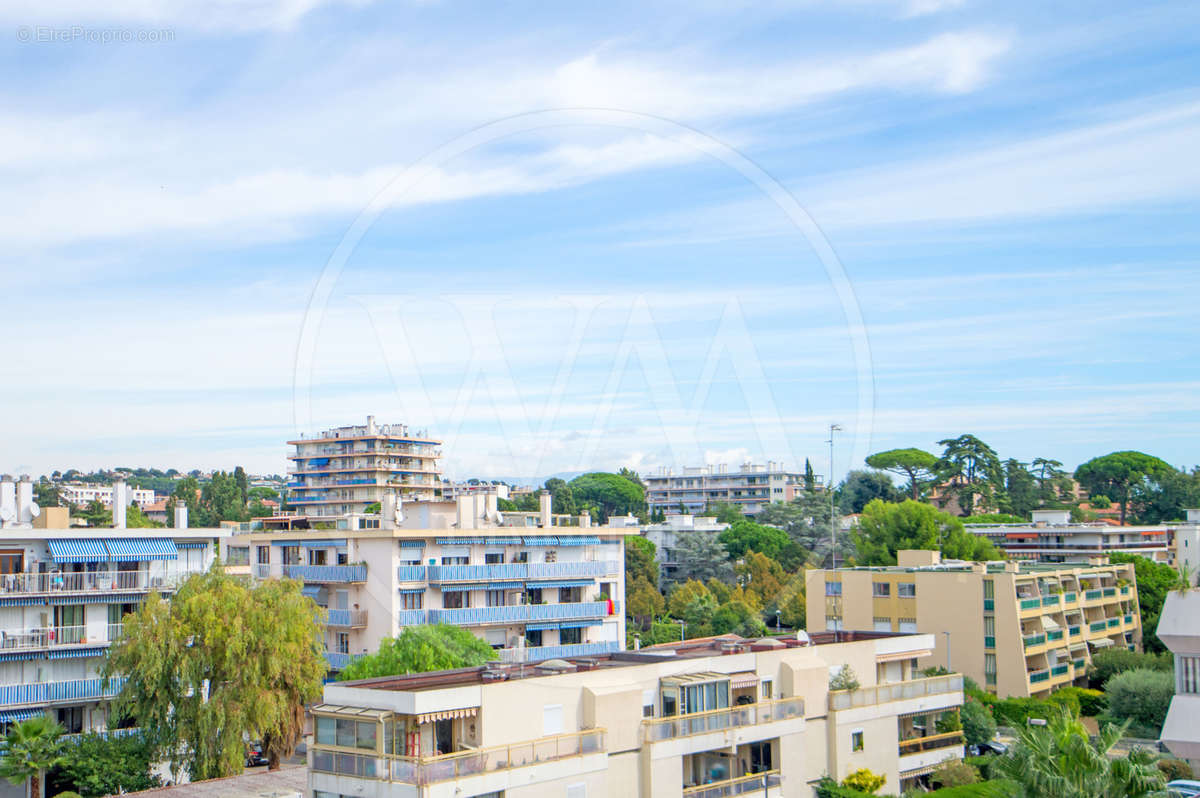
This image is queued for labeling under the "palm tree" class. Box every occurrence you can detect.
[995,707,1166,797]
[0,716,66,798]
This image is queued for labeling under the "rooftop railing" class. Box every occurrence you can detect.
[829,674,962,711]
[642,697,805,743]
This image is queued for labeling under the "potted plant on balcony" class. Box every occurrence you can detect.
[1080,579,1093,590]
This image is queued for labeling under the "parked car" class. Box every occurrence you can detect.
[1167,780,1200,797]
[245,742,268,767]
[967,740,1008,757]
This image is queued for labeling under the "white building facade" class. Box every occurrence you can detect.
[645,463,818,518]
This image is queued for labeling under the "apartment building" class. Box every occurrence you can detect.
[287,416,442,517]
[308,630,964,798]
[242,492,630,670]
[637,514,730,586]
[1171,509,1200,575]
[645,463,820,518]
[57,483,157,509]
[807,550,1141,699]
[965,509,1170,563]
[1156,588,1200,771]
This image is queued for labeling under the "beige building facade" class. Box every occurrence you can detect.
[807,550,1141,698]
[308,631,964,798]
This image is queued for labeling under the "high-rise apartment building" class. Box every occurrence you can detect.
[286,416,442,517]
[308,631,964,797]
[807,550,1141,698]
[965,509,1170,563]
[645,463,819,518]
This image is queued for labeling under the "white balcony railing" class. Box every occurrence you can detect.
[829,674,963,711]
[0,570,179,596]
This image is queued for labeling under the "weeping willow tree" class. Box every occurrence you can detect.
[103,567,326,780]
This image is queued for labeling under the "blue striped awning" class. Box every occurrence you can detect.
[558,619,603,629]
[526,622,558,631]
[399,540,426,549]
[532,580,594,589]
[49,647,107,660]
[0,652,39,663]
[105,539,177,562]
[435,537,523,545]
[301,585,321,599]
[0,597,43,608]
[399,588,425,595]
[487,582,524,590]
[53,595,115,605]
[522,536,559,546]
[481,537,523,546]
[556,536,601,546]
[47,539,109,564]
[176,542,207,550]
[0,708,45,723]
[270,541,301,547]
[300,539,346,548]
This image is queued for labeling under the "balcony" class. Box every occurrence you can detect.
[1089,621,1108,633]
[421,561,619,584]
[497,641,621,663]
[397,609,426,626]
[326,609,367,628]
[1023,633,1046,649]
[1050,664,1071,678]
[1042,595,1060,607]
[1046,630,1064,642]
[1084,589,1103,603]
[899,730,965,757]
[683,770,781,798]
[1019,597,1041,611]
[1029,669,1050,684]
[1063,592,1077,604]
[642,697,805,742]
[0,677,127,707]
[283,564,367,583]
[323,651,363,670]
[311,729,605,786]
[829,674,963,711]
[1068,625,1081,638]
[426,601,614,626]
[1125,614,1135,625]
[0,570,177,598]
[0,625,118,653]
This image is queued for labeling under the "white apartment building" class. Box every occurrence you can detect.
[636,514,730,585]
[287,416,442,517]
[56,483,157,509]
[240,492,630,670]
[308,630,964,798]
[645,463,820,518]
[1171,510,1200,577]
[965,509,1171,563]
[1157,588,1200,771]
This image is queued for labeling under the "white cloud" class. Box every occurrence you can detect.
[0,0,375,31]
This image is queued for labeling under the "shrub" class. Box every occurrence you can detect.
[1106,668,1174,737]
[1157,758,1194,781]
[1053,686,1107,716]
[922,782,1021,797]
[961,699,997,747]
[841,768,886,794]
[930,759,979,788]
[1047,689,1080,718]
[814,777,870,798]
[830,665,860,692]
[1088,647,1171,687]
[52,794,83,798]
[990,696,1054,727]
[963,755,996,780]
[936,708,963,733]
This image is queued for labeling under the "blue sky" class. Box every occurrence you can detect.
[2,0,1199,482]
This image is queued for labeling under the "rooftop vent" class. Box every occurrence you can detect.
[481,669,509,682]
[535,659,576,672]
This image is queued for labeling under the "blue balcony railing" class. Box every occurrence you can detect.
[324,651,364,670]
[426,601,612,626]
[326,609,367,627]
[421,561,619,584]
[397,609,426,626]
[497,641,621,663]
[397,566,427,581]
[283,564,367,583]
[0,677,127,708]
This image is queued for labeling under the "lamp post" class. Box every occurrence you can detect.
[943,630,952,671]
[775,608,782,631]
[675,618,685,642]
[827,423,842,568]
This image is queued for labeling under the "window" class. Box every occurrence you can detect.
[443,590,469,609]
[851,730,864,752]
[898,618,918,633]
[309,549,327,566]
[512,551,529,564]
[335,632,350,654]
[898,583,916,598]
[256,546,270,565]
[525,628,543,646]
[983,579,994,600]
[400,592,423,610]
[319,717,377,751]
[873,617,892,632]
[761,680,773,700]
[825,617,842,631]
[543,704,564,735]
[983,616,995,636]
[984,653,997,685]
[872,582,891,598]
[485,552,504,564]
[1182,656,1200,694]
[527,587,543,605]
[544,549,557,563]
[825,580,842,597]
[58,706,83,734]
[559,586,582,603]
[337,551,349,565]
[281,545,302,565]
[560,626,583,644]
[226,546,249,566]
[441,555,469,565]
[486,590,506,607]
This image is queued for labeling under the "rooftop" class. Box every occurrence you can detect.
[123,765,306,797]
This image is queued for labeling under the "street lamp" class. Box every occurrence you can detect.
[827,423,842,568]
[775,608,782,630]
[675,618,686,642]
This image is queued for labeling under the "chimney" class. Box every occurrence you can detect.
[174,502,188,529]
[366,415,377,435]
[456,495,471,529]
[112,479,128,528]
[0,475,15,527]
[471,493,481,528]
[539,490,552,528]
[580,511,591,528]
[381,492,397,530]
[16,475,39,526]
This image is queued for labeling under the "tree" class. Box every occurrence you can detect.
[0,716,66,798]
[233,466,249,506]
[34,479,60,508]
[1074,451,1175,525]
[667,580,713,619]
[1000,459,1040,517]
[1087,646,1172,687]
[671,529,733,584]
[543,478,577,516]
[735,552,786,608]
[961,697,997,747]
[936,435,1004,516]
[166,477,202,528]
[617,467,645,490]
[803,458,816,491]
[772,575,806,628]
[1133,466,1200,523]
[853,499,1002,566]
[1109,553,1184,652]
[104,569,326,781]
[76,500,111,527]
[202,471,248,523]
[701,502,744,524]
[339,624,496,680]
[864,448,939,501]
[756,492,843,566]
[994,707,1165,797]
[625,535,658,588]
[567,472,645,522]
[626,577,665,628]
[49,732,161,797]
[710,600,766,637]
[1031,458,1068,503]
[930,759,979,788]
[837,470,902,514]
[717,520,791,561]
[1104,668,1174,737]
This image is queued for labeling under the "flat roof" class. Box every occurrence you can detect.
[121,765,306,797]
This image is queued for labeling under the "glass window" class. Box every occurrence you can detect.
[661,687,678,717]
[872,582,890,597]
[560,626,582,644]
[717,681,729,708]
[443,591,469,609]
[983,580,994,600]
[356,721,377,751]
[983,616,995,636]
[256,546,270,565]
[851,730,864,752]
[825,581,842,597]
[761,680,773,700]
[898,583,916,598]
[315,716,335,745]
[401,592,423,610]
[485,552,504,564]
[873,618,892,632]
[898,618,917,633]
[336,718,355,748]
[1183,656,1200,694]
[486,590,506,607]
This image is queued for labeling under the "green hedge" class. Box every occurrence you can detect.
[923,780,1020,797]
